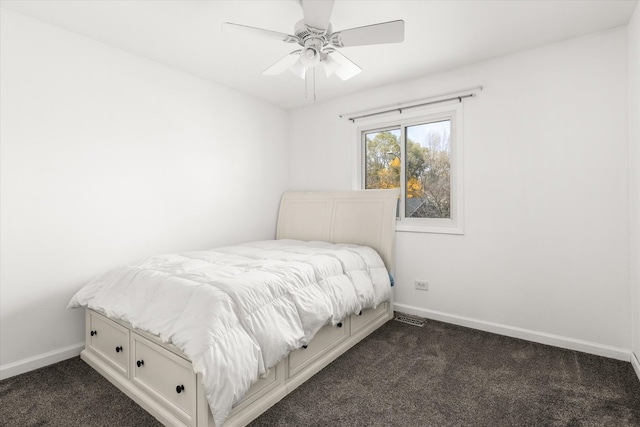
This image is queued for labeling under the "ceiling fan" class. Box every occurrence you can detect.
[222,0,404,86]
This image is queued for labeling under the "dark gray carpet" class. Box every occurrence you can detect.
[2,318,639,426]
[0,351,161,426]
[251,319,640,427]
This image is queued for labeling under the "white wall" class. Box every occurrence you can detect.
[0,9,289,377]
[289,28,631,358]
[629,3,640,376]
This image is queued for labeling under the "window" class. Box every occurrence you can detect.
[358,104,463,234]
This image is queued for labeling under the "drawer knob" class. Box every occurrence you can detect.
[176,384,185,394]
[136,360,144,367]
[90,330,97,336]
[115,346,123,353]
[337,322,343,328]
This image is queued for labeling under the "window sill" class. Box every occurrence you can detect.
[395,222,464,235]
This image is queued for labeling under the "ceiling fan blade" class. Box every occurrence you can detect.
[330,20,404,47]
[222,22,298,43]
[262,52,302,75]
[302,0,335,31]
[327,50,362,81]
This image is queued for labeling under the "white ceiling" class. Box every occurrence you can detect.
[1,0,637,109]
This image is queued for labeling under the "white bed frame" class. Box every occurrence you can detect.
[80,189,399,427]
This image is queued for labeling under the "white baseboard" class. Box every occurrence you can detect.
[0,342,84,381]
[394,303,631,361]
[632,351,640,382]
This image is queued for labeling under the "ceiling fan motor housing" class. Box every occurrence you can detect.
[294,19,332,43]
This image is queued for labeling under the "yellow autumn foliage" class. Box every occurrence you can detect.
[376,156,401,189]
[406,177,423,199]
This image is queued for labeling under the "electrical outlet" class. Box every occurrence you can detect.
[415,280,429,291]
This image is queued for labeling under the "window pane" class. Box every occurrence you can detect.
[405,120,451,218]
[364,129,401,190]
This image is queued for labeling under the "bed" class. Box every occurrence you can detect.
[69,189,399,427]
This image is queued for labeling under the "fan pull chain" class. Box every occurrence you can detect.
[304,68,317,101]
[313,68,316,101]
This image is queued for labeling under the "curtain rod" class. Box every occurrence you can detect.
[339,86,483,123]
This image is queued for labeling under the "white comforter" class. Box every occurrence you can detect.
[68,239,391,426]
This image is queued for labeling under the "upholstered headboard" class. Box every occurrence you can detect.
[276,189,399,272]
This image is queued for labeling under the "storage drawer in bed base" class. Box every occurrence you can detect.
[82,302,392,427]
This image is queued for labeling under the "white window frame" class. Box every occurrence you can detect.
[355,102,464,234]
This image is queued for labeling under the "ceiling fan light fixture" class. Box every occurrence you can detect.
[300,46,320,67]
[299,37,323,68]
[288,59,307,79]
[321,53,339,77]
